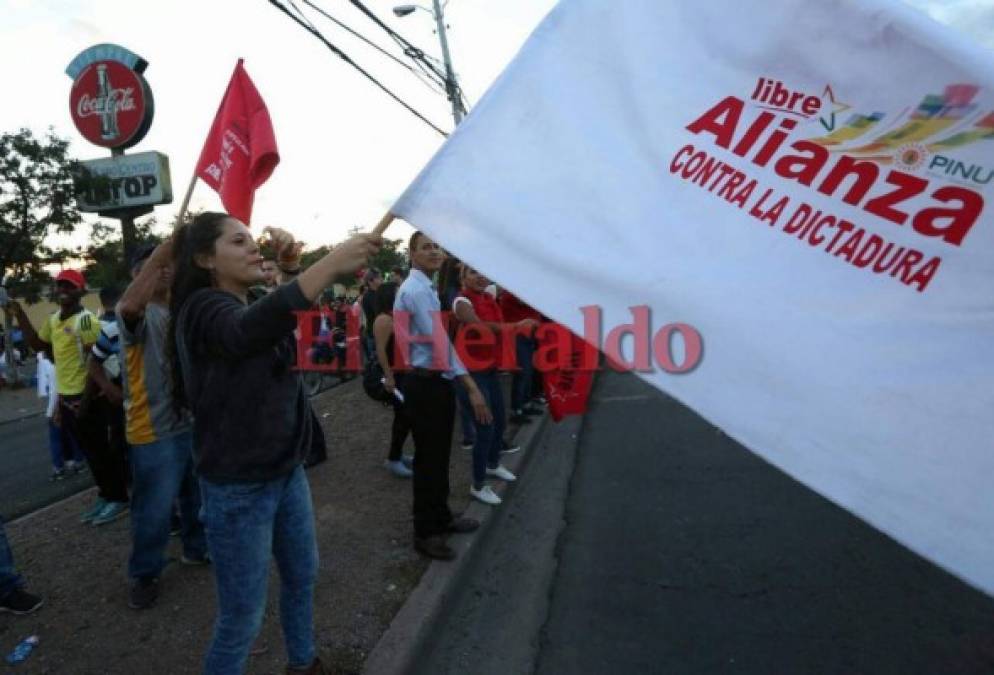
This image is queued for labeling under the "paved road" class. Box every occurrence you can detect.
[0,415,93,522]
[0,374,347,523]
[417,371,994,674]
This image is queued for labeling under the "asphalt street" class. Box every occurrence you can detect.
[416,371,994,674]
[0,415,93,521]
[0,375,346,523]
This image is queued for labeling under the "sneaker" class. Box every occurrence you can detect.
[500,440,521,455]
[0,588,44,615]
[91,501,129,526]
[509,411,533,425]
[180,553,211,566]
[128,577,159,610]
[80,498,108,523]
[401,455,414,470]
[460,440,474,450]
[170,512,182,537]
[486,465,517,482]
[531,395,547,406]
[66,460,87,475]
[384,459,413,478]
[470,484,502,505]
[49,468,67,482]
[413,535,456,561]
[522,404,544,416]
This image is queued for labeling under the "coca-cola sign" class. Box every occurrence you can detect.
[69,58,153,149]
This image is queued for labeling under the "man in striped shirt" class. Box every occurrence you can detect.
[118,242,206,610]
[81,285,130,525]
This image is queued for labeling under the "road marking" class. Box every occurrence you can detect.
[595,395,652,403]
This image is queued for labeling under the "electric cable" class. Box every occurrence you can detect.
[345,0,469,117]
[301,0,447,93]
[268,0,448,136]
[346,0,449,83]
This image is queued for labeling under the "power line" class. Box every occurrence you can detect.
[345,0,468,117]
[346,0,449,83]
[286,0,319,30]
[301,0,447,93]
[267,0,448,137]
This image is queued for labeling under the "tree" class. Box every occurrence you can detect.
[0,128,80,301]
[296,237,407,289]
[368,237,406,275]
[83,216,166,291]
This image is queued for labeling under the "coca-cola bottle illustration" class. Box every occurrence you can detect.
[96,64,119,142]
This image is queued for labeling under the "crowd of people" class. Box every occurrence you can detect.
[0,212,548,674]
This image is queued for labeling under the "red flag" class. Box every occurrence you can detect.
[539,324,596,422]
[195,59,279,224]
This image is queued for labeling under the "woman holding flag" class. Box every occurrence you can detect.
[169,211,379,675]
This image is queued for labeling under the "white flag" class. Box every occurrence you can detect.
[393,0,994,594]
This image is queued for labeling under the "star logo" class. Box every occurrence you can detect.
[819,85,851,132]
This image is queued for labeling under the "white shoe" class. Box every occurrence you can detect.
[486,465,517,482]
[470,484,502,505]
[384,459,413,478]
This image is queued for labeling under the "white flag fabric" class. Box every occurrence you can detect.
[393,0,994,594]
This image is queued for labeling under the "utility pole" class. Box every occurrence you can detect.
[431,0,463,127]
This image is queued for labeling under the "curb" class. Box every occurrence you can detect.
[9,485,97,527]
[0,409,45,427]
[362,410,552,675]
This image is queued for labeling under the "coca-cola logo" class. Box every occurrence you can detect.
[69,60,153,150]
[76,88,136,119]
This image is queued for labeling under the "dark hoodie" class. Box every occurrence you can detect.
[175,280,323,482]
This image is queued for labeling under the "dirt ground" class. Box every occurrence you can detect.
[0,379,477,675]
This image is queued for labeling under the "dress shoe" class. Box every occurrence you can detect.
[414,535,456,560]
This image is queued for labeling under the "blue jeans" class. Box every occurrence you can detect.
[470,371,507,489]
[48,417,83,470]
[128,430,206,579]
[0,520,23,600]
[511,336,537,411]
[201,465,318,674]
[456,378,477,445]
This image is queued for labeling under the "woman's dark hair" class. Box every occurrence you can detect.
[374,281,399,317]
[436,256,462,311]
[167,211,231,414]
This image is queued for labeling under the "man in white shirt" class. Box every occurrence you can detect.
[393,232,491,560]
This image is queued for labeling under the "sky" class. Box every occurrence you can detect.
[1,0,992,257]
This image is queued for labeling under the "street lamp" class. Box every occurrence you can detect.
[393,1,463,127]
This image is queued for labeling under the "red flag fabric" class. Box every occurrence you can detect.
[539,324,596,422]
[195,59,279,225]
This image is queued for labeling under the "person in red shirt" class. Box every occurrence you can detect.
[453,266,538,505]
[498,289,545,421]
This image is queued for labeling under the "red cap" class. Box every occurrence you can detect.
[55,269,86,290]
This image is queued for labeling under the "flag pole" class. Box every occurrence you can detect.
[371,211,395,237]
[176,174,198,228]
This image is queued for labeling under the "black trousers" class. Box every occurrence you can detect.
[389,399,412,462]
[76,395,129,503]
[402,375,455,538]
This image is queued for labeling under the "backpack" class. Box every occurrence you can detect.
[362,354,394,405]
